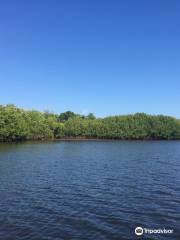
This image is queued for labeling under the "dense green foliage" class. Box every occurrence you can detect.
[0,104,180,141]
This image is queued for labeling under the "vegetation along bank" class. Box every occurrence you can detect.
[0,104,180,141]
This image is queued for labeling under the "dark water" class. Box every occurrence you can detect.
[0,141,180,240]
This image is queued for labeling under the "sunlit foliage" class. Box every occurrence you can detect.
[0,105,180,141]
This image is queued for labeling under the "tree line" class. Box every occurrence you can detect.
[0,104,180,141]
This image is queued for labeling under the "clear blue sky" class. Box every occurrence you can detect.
[0,0,180,117]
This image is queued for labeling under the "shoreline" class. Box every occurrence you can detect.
[1,137,180,143]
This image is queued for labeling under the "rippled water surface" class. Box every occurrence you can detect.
[0,141,180,240]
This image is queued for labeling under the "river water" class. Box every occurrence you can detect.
[0,141,180,239]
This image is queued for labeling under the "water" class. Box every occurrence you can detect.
[0,141,180,240]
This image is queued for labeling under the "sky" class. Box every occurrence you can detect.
[0,0,180,117]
